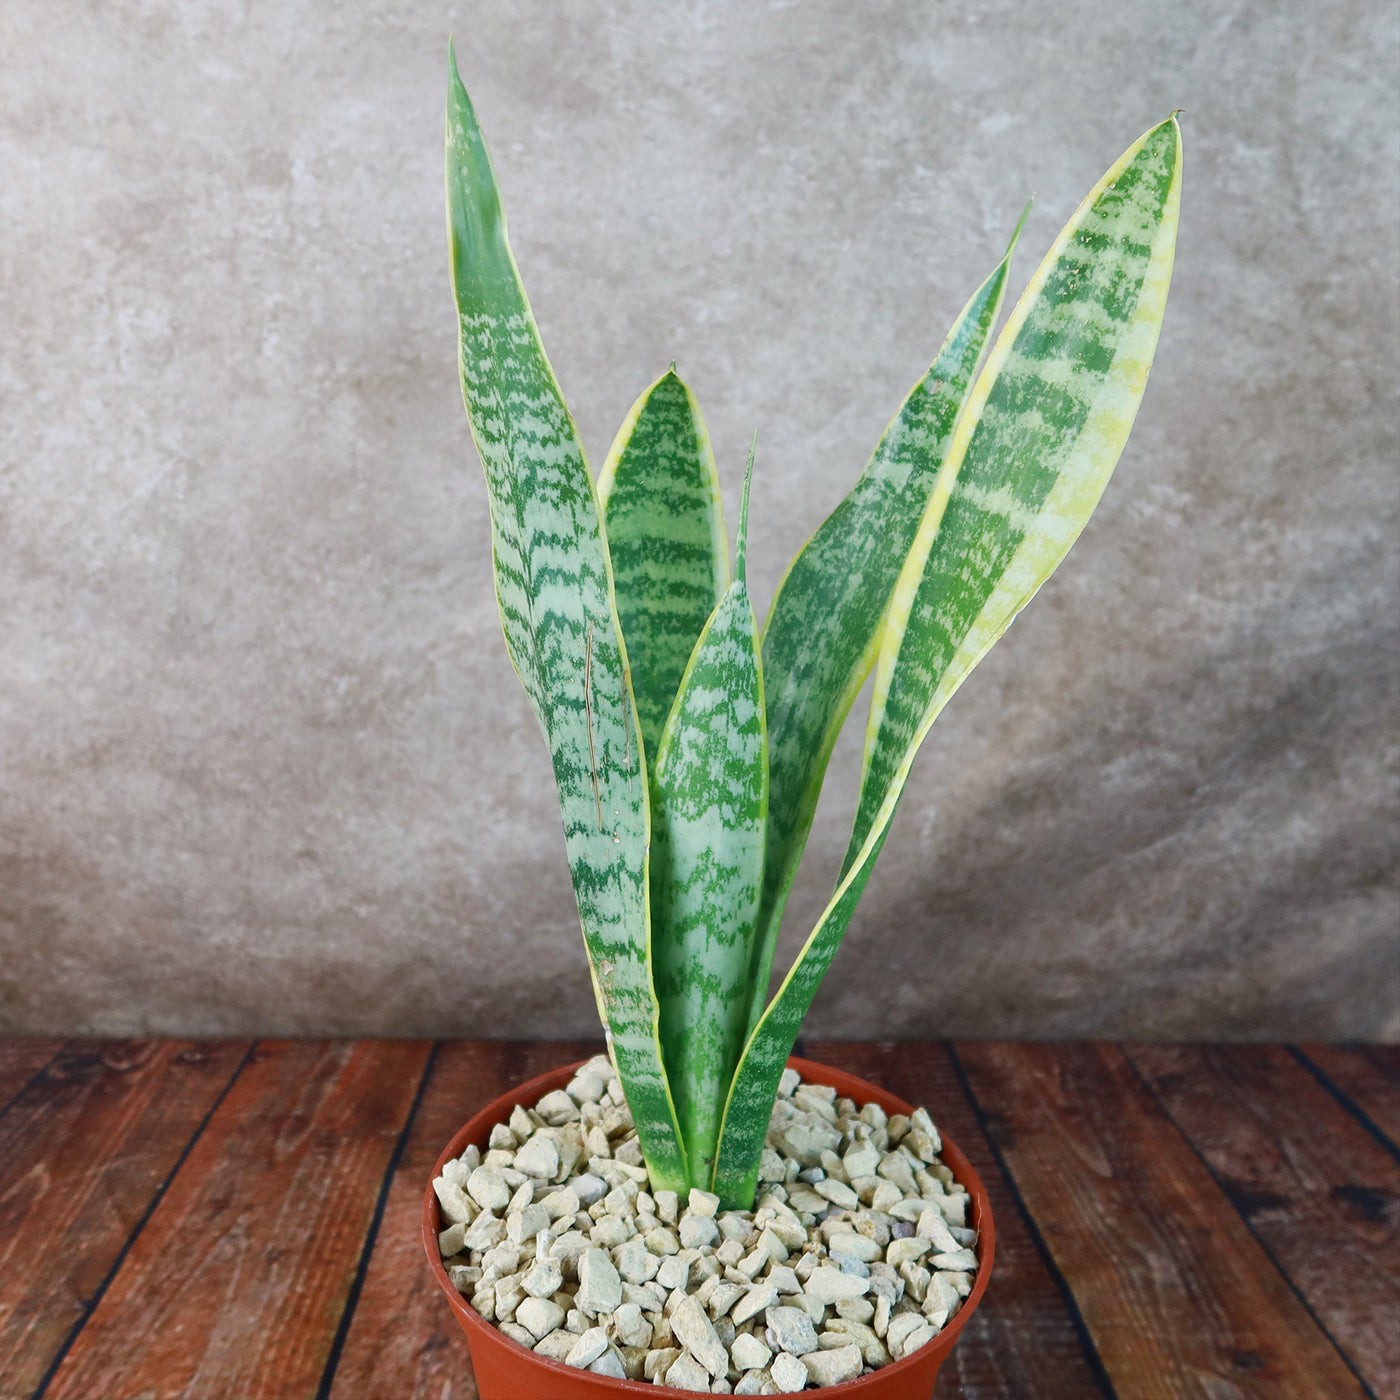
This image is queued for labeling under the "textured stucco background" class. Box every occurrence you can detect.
[2,1,1396,1039]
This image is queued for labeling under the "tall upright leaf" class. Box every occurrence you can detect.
[713,116,1183,1208]
[599,367,730,761]
[446,44,688,1190]
[742,224,1024,1036]
[650,446,766,1185]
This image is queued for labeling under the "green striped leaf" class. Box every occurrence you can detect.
[446,44,688,1190]
[713,116,1183,1208]
[651,444,765,1185]
[740,220,1025,1037]
[850,115,1183,864]
[599,367,729,762]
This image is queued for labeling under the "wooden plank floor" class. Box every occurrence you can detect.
[0,1042,1393,1400]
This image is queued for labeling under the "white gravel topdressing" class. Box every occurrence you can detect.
[433,1056,979,1392]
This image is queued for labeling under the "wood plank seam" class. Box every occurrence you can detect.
[802,1041,1107,1399]
[1121,1047,1381,1400]
[321,1040,606,1400]
[946,1042,1120,1400]
[29,1040,260,1400]
[1288,1046,1400,1167]
[313,1040,441,1400]
[0,1044,64,1123]
[40,1042,434,1398]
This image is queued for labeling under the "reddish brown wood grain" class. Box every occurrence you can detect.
[1,1040,1389,1400]
[325,1040,602,1400]
[0,1038,61,1114]
[0,1040,248,1398]
[1130,1044,1399,1398]
[44,1040,431,1400]
[806,1041,1106,1400]
[955,1042,1369,1400]
[1296,1044,1400,1151]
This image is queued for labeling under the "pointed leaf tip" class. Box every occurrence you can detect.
[1008,198,1032,255]
[736,435,756,585]
[599,365,728,759]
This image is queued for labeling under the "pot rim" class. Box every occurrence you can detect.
[422,1054,996,1396]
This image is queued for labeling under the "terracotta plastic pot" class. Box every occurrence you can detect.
[423,1055,995,1399]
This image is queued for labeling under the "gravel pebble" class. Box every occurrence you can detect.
[576,1247,621,1316]
[656,1252,691,1291]
[930,1247,978,1271]
[514,1132,559,1180]
[513,1296,563,1340]
[664,1350,713,1391]
[803,1266,870,1306]
[825,1317,889,1367]
[825,1230,880,1262]
[432,1176,475,1226]
[730,1331,773,1371]
[813,1177,859,1209]
[532,1328,576,1361]
[679,1213,720,1249]
[465,1166,510,1212]
[731,1278,778,1326]
[535,1089,580,1124]
[770,1350,809,1391]
[560,1324,607,1367]
[804,1343,864,1386]
[671,1294,730,1378]
[766,1305,818,1356]
[884,1312,925,1355]
[688,1187,721,1217]
[587,1346,626,1379]
[885,1236,932,1268]
[520,1259,562,1298]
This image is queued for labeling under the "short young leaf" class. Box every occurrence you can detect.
[599,367,729,762]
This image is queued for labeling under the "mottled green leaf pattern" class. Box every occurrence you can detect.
[853,117,1183,862]
[712,117,1182,1208]
[742,228,1022,1036]
[650,567,767,1182]
[446,45,688,1190]
[599,368,729,761]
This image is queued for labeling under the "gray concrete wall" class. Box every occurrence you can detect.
[2,0,1396,1039]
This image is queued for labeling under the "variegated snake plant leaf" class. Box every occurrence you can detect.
[446,43,688,1190]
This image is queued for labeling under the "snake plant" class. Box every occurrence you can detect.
[446,43,1182,1208]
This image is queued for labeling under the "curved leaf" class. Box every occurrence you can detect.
[599,367,729,761]
[741,224,1024,1036]
[851,115,1183,864]
[713,116,1183,1208]
[446,44,688,1189]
